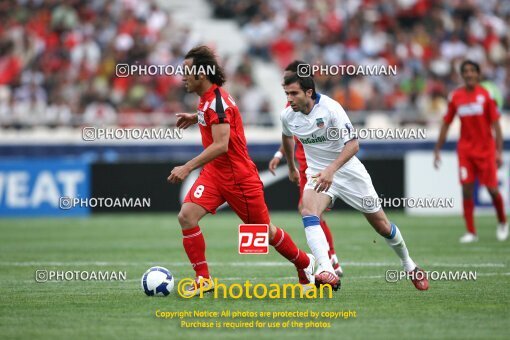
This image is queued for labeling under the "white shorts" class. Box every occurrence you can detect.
[304,159,381,214]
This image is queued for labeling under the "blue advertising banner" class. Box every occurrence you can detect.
[0,159,90,217]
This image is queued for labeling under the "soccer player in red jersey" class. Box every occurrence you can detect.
[269,61,343,276]
[167,46,315,296]
[434,60,508,243]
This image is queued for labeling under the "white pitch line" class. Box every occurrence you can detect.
[13,272,510,284]
[0,261,506,268]
[429,263,506,268]
[475,272,510,277]
[220,273,510,280]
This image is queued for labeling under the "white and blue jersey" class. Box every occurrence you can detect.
[280,93,380,213]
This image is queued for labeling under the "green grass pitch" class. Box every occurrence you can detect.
[1,212,509,339]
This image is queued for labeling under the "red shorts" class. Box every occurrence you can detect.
[458,153,498,187]
[183,169,270,224]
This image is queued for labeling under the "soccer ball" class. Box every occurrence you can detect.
[141,266,174,296]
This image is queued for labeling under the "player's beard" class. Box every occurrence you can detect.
[295,100,313,114]
[291,99,308,113]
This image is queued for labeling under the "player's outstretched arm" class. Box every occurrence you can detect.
[314,138,359,193]
[168,123,230,183]
[282,134,299,185]
[175,113,198,129]
[268,145,285,175]
[434,122,451,169]
[493,120,503,168]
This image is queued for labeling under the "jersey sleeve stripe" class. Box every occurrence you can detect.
[213,88,226,123]
[344,137,358,145]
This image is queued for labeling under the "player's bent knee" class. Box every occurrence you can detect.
[177,210,198,228]
[177,211,191,228]
[178,203,207,228]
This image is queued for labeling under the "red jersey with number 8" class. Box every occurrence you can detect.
[184,84,270,223]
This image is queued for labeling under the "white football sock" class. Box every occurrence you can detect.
[303,215,334,273]
[384,223,416,272]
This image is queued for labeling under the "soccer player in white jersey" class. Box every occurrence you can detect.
[280,73,429,291]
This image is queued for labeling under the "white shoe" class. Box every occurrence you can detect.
[497,223,509,241]
[459,233,478,243]
[330,254,344,277]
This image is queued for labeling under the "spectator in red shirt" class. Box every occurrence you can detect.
[434,60,508,243]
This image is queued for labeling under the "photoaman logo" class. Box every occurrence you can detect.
[177,278,333,299]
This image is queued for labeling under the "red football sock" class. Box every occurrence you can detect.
[492,192,507,224]
[182,226,209,278]
[320,219,335,257]
[270,227,310,269]
[463,199,476,234]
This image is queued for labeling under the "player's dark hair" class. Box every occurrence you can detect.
[184,45,226,86]
[284,60,307,73]
[460,60,480,74]
[283,73,317,100]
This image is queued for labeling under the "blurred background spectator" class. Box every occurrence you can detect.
[1,0,509,129]
[210,0,510,125]
[0,0,271,129]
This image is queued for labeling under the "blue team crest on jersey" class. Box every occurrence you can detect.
[316,118,325,128]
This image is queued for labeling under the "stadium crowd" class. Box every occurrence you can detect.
[0,0,508,129]
[0,0,272,128]
[211,0,510,123]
